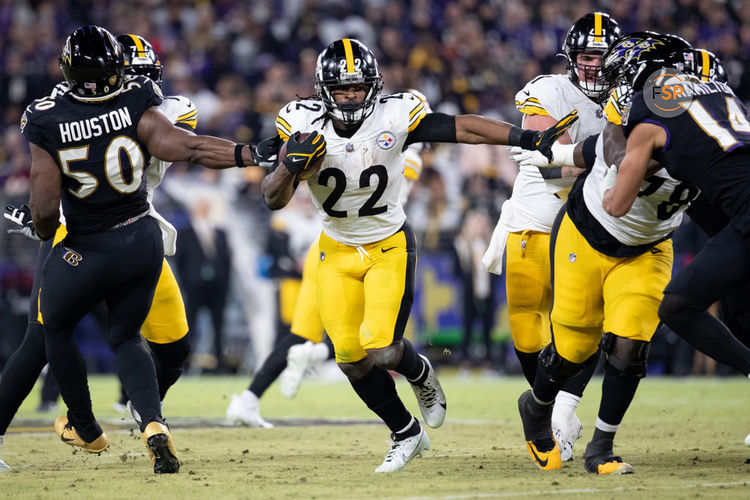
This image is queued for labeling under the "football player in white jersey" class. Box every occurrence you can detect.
[515,33,707,474]
[482,12,621,462]
[226,92,434,427]
[261,38,576,472]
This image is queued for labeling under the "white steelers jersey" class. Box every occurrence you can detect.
[146,94,197,255]
[275,92,426,246]
[501,74,606,232]
[582,90,696,246]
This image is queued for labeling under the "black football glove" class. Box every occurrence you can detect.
[4,204,40,241]
[531,110,579,161]
[251,135,283,168]
[282,131,326,176]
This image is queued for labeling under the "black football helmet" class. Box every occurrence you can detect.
[609,32,692,91]
[315,38,383,127]
[681,48,727,83]
[562,12,622,101]
[117,34,162,85]
[59,25,124,101]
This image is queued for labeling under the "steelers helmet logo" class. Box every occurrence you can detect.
[377,131,396,150]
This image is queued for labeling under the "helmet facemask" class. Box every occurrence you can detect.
[315,39,383,127]
[562,12,622,103]
[569,51,608,101]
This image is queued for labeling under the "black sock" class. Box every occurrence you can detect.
[45,324,102,442]
[597,370,641,427]
[148,335,190,400]
[395,339,426,382]
[561,349,599,397]
[0,322,48,434]
[393,417,421,440]
[249,333,307,398]
[349,365,413,434]
[660,293,750,375]
[515,349,541,386]
[531,363,567,404]
[115,337,163,432]
[324,336,335,360]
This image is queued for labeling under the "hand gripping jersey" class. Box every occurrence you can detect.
[501,74,607,232]
[623,81,750,237]
[146,94,198,255]
[21,76,162,234]
[275,92,426,246]
[566,86,699,255]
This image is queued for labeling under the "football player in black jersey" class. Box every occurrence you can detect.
[600,34,750,385]
[19,25,302,474]
[0,32,216,472]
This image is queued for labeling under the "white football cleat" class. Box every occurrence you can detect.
[744,432,750,447]
[409,355,447,428]
[551,409,582,462]
[0,437,10,472]
[279,341,314,399]
[226,390,273,428]
[375,427,430,473]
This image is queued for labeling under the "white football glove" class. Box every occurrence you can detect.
[4,204,40,241]
[509,142,576,168]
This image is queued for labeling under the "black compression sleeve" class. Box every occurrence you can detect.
[581,134,599,170]
[406,113,457,145]
[538,167,563,180]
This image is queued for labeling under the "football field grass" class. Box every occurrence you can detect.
[2,373,749,499]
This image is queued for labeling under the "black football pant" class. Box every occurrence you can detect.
[659,224,750,376]
[42,217,164,440]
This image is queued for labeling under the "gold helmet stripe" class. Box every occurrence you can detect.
[342,38,355,73]
[700,49,710,81]
[128,34,146,56]
[594,13,603,43]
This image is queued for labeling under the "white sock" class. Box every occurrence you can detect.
[310,342,330,363]
[595,417,619,433]
[554,391,581,414]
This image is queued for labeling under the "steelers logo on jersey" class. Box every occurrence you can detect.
[377,131,397,150]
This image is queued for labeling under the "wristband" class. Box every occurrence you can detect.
[234,144,246,168]
[508,126,537,150]
[550,143,576,166]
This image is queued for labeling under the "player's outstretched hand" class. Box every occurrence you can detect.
[251,135,284,167]
[4,204,40,241]
[508,146,550,168]
[531,110,578,161]
[282,131,326,176]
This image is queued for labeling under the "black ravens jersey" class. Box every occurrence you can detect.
[21,76,163,234]
[623,82,750,236]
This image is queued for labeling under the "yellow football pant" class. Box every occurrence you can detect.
[550,213,673,363]
[317,226,416,363]
[505,230,552,353]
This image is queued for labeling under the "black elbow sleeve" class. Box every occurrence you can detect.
[406,113,457,146]
[582,134,598,170]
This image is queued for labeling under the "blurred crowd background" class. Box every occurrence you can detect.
[1,0,749,381]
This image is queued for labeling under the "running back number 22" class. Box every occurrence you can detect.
[318,165,388,218]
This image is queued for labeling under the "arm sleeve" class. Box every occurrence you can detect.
[581,134,599,170]
[405,113,457,145]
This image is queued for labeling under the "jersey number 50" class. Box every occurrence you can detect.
[58,136,146,198]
